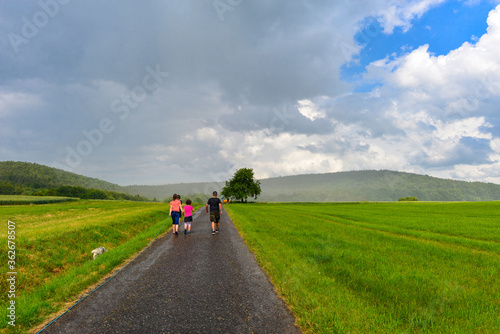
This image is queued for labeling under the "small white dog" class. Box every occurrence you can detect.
[91,247,107,260]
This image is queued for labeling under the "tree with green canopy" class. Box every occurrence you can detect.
[222,168,261,202]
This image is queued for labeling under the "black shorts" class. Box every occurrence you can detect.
[184,216,193,222]
[210,211,220,224]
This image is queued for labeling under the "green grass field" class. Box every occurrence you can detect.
[0,195,78,206]
[224,202,500,334]
[0,200,172,333]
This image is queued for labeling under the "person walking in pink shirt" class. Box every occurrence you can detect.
[169,194,183,236]
[183,199,194,235]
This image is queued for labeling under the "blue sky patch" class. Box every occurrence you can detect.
[341,0,496,86]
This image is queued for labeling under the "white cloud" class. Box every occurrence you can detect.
[0,91,43,117]
[195,127,220,143]
[377,0,447,33]
[432,117,492,141]
[228,131,344,179]
[297,99,326,121]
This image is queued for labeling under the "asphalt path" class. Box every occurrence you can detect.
[41,207,301,333]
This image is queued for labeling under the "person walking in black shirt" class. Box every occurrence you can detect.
[206,191,222,235]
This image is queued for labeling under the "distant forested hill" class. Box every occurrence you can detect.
[127,170,500,202]
[257,170,500,202]
[0,161,148,200]
[0,161,125,191]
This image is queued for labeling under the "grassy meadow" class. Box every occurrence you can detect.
[224,202,500,334]
[0,200,172,333]
[0,196,78,206]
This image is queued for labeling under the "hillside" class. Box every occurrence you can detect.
[0,161,148,200]
[257,170,500,202]
[0,161,126,191]
[126,170,500,202]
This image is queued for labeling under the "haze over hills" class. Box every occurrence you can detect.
[3,161,500,202]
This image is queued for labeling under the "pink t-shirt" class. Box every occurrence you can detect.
[184,205,193,217]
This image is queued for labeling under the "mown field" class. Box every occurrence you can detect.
[0,200,171,333]
[0,196,78,206]
[224,202,500,334]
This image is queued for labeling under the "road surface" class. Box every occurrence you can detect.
[40,207,301,333]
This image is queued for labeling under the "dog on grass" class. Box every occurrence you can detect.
[91,247,107,260]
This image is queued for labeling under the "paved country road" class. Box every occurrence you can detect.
[40,208,302,334]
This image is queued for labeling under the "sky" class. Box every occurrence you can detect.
[1,0,500,186]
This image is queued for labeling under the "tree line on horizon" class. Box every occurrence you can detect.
[0,181,149,201]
